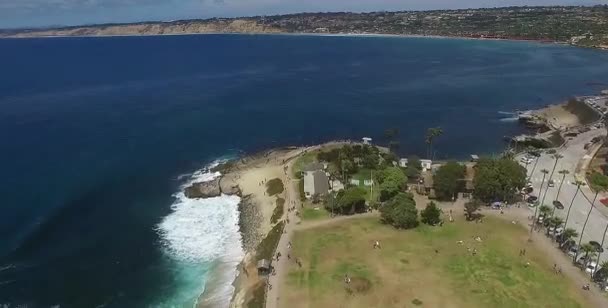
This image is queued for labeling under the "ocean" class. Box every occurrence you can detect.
[1,34,608,307]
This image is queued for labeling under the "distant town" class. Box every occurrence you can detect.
[1,6,607,49]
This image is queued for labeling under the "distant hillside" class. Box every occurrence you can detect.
[1,6,607,49]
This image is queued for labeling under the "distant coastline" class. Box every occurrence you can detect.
[0,31,574,48]
[1,6,607,50]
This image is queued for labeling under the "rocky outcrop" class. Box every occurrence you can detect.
[184,178,221,198]
[184,174,242,199]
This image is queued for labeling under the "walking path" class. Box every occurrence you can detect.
[264,156,301,308]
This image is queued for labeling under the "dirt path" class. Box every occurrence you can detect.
[295,212,379,231]
[264,155,302,308]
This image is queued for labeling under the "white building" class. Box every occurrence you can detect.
[304,170,329,198]
[362,137,372,145]
[420,159,432,171]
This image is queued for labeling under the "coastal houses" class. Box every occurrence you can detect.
[303,163,330,199]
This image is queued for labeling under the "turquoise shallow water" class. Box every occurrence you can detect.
[1,34,608,307]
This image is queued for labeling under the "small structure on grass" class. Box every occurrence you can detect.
[362,137,372,145]
[399,158,408,167]
[257,259,272,275]
[420,159,432,171]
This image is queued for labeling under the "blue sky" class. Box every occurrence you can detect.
[0,0,603,29]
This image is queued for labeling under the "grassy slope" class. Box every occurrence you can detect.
[283,217,588,308]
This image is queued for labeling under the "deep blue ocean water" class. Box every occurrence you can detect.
[1,34,608,307]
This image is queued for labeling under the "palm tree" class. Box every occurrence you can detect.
[576,176,608,261]
[578,243,597,264]
[425,127,443,160]
[560,228,579,249]
[526,154,540,183]
[552,169,570,216]
[546,216,565,239]
[539,204,552,218]
[594,261,608,285]
[563,181,583,230]
[530,169,549,236]
[594,221,608,274]
[539,168,552,216]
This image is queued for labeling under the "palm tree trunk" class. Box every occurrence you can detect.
[575,191,600,262]
[594,222,608,275]
[527,156,540,183]
[564,183,581,230]
[553,173,567,216]
[530,172,547,236]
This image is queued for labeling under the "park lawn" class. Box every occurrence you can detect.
[281,217,590,308]
[301,207,330,221]
[292,151,318,178]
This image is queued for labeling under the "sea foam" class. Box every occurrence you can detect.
[156,160,243,307]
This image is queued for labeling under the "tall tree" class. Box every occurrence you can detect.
[594,221,608,274]
[433,161,466,201]
[376,166,406,202]
[473,157,526,203]
[380,192,418,229]
[575,173,608,261]
[385,128,400,153]
[563,181,583,230]
[578,243,597,265]
[425,127,443,160]
[335,186,367,214]
[530,169,549,236]
[553,169,570,216]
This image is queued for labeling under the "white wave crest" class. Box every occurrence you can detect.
[499,117,519,122]
[156,161,244,307]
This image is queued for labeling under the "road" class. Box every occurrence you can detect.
[521,128,608,266]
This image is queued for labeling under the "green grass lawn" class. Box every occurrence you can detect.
[301,207,330,221]
[282,217,590,308]
[292,151,318,178]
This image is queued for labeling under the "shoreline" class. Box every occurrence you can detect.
[189,141,355,308]
[0,31,594,50]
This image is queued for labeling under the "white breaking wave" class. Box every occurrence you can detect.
[156,160,244,307]
[497,111,516,115]
[499,117,519,122]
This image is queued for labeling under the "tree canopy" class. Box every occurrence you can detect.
[433,161,466,201]
[334,186,367,214]
[404,155,422,179]
[421,202,441,225]
[376,166,406,202]
[473,157,526,203]
[380,192,419,229]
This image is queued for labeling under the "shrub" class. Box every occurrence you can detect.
[266,178,284,196]
[421,202,441,225]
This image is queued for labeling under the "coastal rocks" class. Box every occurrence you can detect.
[517,113,547,129]
[238,195,264,252]
[184,178,221,198]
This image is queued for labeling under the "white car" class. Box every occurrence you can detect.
[520,157,533,164]
[586,261,598,275]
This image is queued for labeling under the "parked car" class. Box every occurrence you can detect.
[553,200,564,210]
[590,241,604,253]
[520,157,533,164]
[548,180,555,187]
[527,196,538,203]
[524,187,534,194]
[586,261,598,275]
[568,244,580,257]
